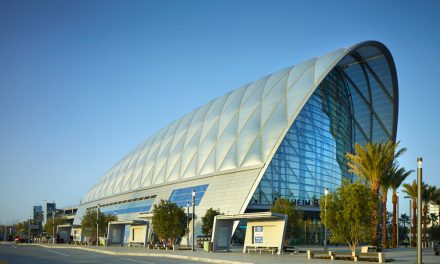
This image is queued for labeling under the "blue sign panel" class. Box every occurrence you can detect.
[254,226,264,244]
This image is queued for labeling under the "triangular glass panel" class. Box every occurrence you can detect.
[199,148,216,175]
[180,126,201,173]
[262,68,289,98]
[287,59,315,88]
[165,156,181,182]
[197,121,218,173]
[216,114,238,170]
[182,153,197,179]
[262,99,287,160]
[287,66,314,119]
[241,77,265,105]
[218,142,237,171]
[237,108,261,165]
[314,48,345,84]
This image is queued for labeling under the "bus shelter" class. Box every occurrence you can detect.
[211,212,287,255]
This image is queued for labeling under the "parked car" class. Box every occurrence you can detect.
[434,241,440,255]
[14,236,26,243]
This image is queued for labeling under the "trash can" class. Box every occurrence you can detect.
[203,241,213,252]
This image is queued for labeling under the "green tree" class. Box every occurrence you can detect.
[152,200,187,245]
[201,208,221,236]
[428,225,440,241]
[428,213,439,226]
[320,182,377,252]
[346,140,406,245]
[422,184,436,247]
[270,198,303,244]
[81,208,117,245]
[389,166,412,248]
[44,217,67,237]
[402,180,417,247]
[14,219,40,238]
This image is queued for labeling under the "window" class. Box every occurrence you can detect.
[169,184,209,207]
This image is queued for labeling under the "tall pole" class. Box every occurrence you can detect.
[324,188,328,252]
[52,211,55,244]
[397,192,399,247]
[28,217,31,243]
[187,201,190,246]
[409,198,412,246]
[97,204,100,246]
[192,189,195,251]
[417,157,422,264]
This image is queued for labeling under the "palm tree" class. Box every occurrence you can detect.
[389,166,412,248]
[428,213,439,226]
[422,184,436,247]
[346,140,406,246]
[380,177,391,247]
[400,213,410,228]
[403,180,417,247]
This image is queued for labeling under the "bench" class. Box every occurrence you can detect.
[358,252,385,263]
[129,242,144,247]
[146,243,155,249]
[283,246,296,254]
[307,250,330,259]
[245,246,278,254]
[146,243,173,250]
[177,245,192,250]
[326,251,385,263]
[361,245,377,253]
[328,251,357,261]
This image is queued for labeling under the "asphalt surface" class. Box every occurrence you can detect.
[0,244,207,264]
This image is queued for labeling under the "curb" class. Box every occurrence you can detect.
[18,244,253,264]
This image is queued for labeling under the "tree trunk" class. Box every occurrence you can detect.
[423,203,427,248]
[391,191,397,248]
[371,183,380,246]
[412,200,417,247]
[381,190,388,247]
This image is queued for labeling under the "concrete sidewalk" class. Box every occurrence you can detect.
[13,243,440,264]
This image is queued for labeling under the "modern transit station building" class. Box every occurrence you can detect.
[73,40,398,245]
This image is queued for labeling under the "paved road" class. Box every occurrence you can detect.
[0,244,207,264]
[1,243,439,264]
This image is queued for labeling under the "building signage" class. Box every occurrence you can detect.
[254,226,263,244]
[291,199,320,207]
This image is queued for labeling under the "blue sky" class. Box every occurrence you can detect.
[1,0,439,224]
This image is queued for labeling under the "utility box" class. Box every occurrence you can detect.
[204,241,213,252]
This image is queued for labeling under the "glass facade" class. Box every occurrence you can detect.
[100,197,155,215]
[169,184,209,207]
[249,69,352,208]
[249,46,396,210]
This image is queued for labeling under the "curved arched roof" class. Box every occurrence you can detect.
[81,41,398,204]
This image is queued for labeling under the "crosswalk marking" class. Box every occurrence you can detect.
[45,248,69,257]
[120,257,155,264]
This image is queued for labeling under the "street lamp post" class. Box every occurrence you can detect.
[192,189,196,251]
[324,188,328,252]
[97,204,100,246]
[187,201,190,246]
[28,217,31,243]
[416,157,422,264]
[396,192,399,247]
[52,211,56,244]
